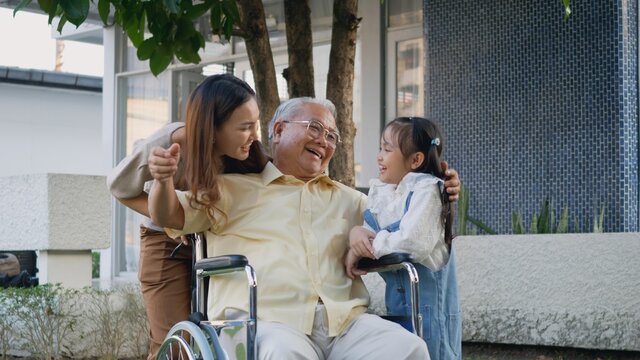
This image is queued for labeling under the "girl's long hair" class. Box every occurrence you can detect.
[184,74,268,217]
[385,117,454,246]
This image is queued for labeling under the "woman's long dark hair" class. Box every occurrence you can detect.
[184,74,268,216]
[384,117,454,246]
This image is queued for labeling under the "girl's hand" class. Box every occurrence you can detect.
[344,249,368,279]
[441,160,460,202]
[149,143,180,182]
[349,226,376,259]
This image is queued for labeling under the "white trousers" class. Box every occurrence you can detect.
[256,304,430,360]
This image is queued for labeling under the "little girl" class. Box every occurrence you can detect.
[346,116,461,360]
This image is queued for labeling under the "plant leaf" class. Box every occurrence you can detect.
[13,0,32,17]
[186,2,212,20]
[97,0,110,25]
[163,0,179,14]
[556,207,569,233]
[56,14,67,32]
[137,37,156,60]
[149,51,172,76]
[59,0,89,27]
[563,0,571,21]
[468,217,497,235]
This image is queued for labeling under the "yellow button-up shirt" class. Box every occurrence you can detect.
[167,162,369,336]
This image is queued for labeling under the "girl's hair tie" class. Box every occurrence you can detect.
[431,138,440,146]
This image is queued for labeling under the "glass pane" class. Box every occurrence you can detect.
[396,38,424,117]
[388,0,423,28]
[243,64,289,102]
[119,72,170,273]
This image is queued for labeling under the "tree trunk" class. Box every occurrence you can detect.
[237,0,280,147]
[326,0,360,187]
[283,0,315,98]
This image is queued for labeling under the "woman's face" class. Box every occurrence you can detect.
[214,98,260,160]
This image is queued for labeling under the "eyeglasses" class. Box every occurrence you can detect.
[282,119,341,148]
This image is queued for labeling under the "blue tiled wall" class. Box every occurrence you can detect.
[424,0,638,233]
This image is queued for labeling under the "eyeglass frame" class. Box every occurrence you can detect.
[281,119,342,148]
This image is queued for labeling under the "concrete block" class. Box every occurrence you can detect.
[363,233,640,351]
[0,173,111,251]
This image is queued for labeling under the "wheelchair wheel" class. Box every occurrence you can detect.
[156,321,217,360]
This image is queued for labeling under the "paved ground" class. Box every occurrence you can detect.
[462,342,640,360]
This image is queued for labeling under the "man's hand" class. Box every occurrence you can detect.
[349,226,376,259]
[149,143,180,183]
[441,161,460,202]
[344,249,368,280]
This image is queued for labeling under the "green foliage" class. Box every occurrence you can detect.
[563,0,572,20]
[593,205,605,233]
[92,251,100,279]
[512,198,606,234]
[15,0,242,76]
[457,184,497,235]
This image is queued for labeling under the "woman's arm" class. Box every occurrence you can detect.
[148,144,185,229]
[106,122,185,215]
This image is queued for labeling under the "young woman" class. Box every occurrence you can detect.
[107,73,268,359]
[346,117,462,360]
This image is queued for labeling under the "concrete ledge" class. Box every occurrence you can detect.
[363,233,640,351]
[0,173,110,251]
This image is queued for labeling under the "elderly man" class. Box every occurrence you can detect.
[149,97,460,359]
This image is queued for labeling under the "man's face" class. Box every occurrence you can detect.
[271,103,337,181]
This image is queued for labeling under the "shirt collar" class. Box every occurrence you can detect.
[261,162,336,188]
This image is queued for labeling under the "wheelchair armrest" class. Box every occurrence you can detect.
[195,255,248,273]
[357,252,413,272]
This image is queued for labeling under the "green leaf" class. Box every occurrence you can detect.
[137,37,157,60]
[563,0,571,21]
[223,16,234,38]
[149,51,172,76]
[38,0,57,13]
[530,214,538,234]
[13,0,32,17]
[59,0,89,27]
[97,0,110,25]
[186,2,212,20]
[573,214,580,233]
[221,0,240,23]
[176,17,196,40]
[537,198,550,233]
[512,211,523,234]
[467,217,497,235]
[163,0,179,14]
[210,2,222,33]
[556,207,569,233]
[56,14,67,32]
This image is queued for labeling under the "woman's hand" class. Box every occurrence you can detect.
[441,161,460,202]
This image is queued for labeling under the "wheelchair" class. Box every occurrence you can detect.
[156,233,258,360]
[155,233,422,360]
[357,253,424,340]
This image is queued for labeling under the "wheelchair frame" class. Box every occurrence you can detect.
[156,233,258,360]
[357,253,424,340]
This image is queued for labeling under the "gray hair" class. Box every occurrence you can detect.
[268,97,337,142]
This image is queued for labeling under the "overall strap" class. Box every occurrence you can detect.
[363,209,381,232]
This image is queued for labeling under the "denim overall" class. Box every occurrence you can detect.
[363,191,462,360]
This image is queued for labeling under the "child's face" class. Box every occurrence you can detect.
[377,129,414,185]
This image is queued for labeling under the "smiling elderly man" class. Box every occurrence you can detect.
[149,97,460,359]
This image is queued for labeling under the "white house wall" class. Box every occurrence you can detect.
[0,82,103,177]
